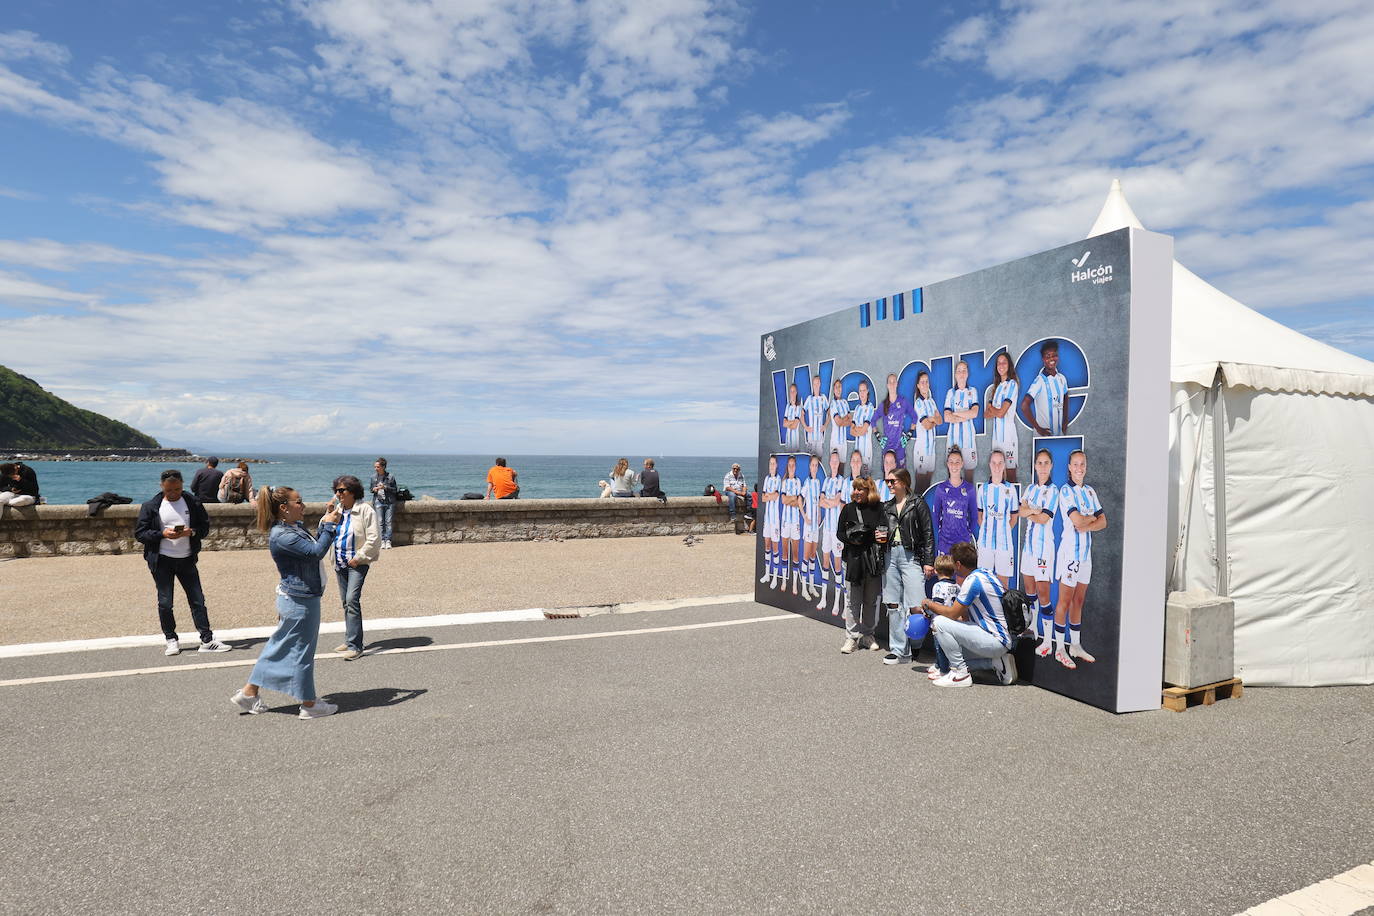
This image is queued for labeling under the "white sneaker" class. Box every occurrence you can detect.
[831,591,844,617]
[164,639,180,657]
[991,652,1018,685]
[927,665,945,681]
[198,638,231,653]
[860,635,882,652]
[1035,640,1054,658]
[382,540,392,549]
[815,589,827,611]
[1070,644,1096,663]
[840,637,857,655]
[882,653,911,666]
[230,690,268,715]
[932,667,972,688]
[1056,648,1077,669]
[299,699,338,719]
[759,570,771,584]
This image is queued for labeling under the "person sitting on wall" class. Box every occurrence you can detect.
[639,459,666,502]
[723,463,748,522]
[919,541,1017,688]
[0,462,41,508]
[190,456,224,504]
[485,457,520,500]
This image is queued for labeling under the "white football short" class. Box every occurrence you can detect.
[802,515,820,544]
[762,511,780,541]
[979,545,1014,579]
[822,525,842,557]
[911,448,936,475]
[781,517,801,541]
[1020,540,1054,583]
[990,438,1017,469]
[1056,550,1092,587]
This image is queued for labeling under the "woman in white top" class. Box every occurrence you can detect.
[327,475,381,661]
[608,458,638,497]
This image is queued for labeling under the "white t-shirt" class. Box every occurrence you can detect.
[158,496,192,558]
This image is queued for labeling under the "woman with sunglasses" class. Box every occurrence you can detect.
[231,486,342,718]
[327,475,381,661]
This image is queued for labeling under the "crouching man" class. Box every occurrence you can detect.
[919,541,1017,688]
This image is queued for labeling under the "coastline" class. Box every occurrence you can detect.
[1,447,270,463]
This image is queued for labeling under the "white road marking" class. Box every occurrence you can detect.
[1237,859,1374,915]
[0,613,797,688]
[0,593,756,659]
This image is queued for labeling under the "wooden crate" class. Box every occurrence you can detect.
[1162,677,1243,712]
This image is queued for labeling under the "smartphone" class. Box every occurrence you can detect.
[173,525,186,533]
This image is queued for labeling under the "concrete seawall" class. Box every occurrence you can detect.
[0,497,736,558]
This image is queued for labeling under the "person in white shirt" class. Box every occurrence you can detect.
[779,455,804,595]
[803,375,829,459]
[943,360,979,483]
[1053,450,1107,669]
[327,475,381,661]
[976,449,1019,586]
[1019,449,1060,654]
[723,464,749,522]
[816,449,849,616]
[849,379,876,472]
[782,384,803,451]
[132,469,231,656]
[910,370,940,494]
[1020,339,1070,437]
[826,378,852,466]
[984,351,1020,484]
[759,455,784,589]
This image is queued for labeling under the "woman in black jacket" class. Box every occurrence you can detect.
[837,476,888,655]
[881,467,936,664]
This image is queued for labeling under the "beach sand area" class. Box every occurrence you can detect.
[0,534,756,645]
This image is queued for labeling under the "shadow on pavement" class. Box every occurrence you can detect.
[366,636,434,651]
[327,687,428,713]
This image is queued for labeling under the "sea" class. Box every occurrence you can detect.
[24,454,759,506]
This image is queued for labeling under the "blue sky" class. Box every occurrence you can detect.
[2,0,1372,454]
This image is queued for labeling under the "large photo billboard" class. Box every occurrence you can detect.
[756,228,1172,713]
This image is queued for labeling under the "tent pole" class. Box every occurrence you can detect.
[1211,369,1228,596]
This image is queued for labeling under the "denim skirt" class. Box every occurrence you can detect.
[249,592,321,702]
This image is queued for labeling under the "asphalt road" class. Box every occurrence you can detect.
[3,602,1371,915]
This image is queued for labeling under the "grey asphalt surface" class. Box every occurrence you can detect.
[3,601,1372,916]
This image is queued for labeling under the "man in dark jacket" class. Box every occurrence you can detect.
[639,458,665,502]
[189,457,224,503]
[133,469,230,656]
[880,467,936,664]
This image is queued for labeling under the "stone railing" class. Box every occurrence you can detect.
[0,497,738,558]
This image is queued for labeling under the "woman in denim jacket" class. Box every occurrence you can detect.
[231,485,342,719]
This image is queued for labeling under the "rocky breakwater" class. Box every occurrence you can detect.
[0,496,735,558]
[0,448,269,463]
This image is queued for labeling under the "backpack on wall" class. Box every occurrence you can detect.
[1000,587,1032,637]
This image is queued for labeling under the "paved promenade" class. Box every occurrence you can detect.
[0,534,754,644]
[3,600,1372,915]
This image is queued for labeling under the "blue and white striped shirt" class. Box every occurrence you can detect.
[821,474,847,532]
[780,477,803,528]
[783,404,803,447]
[957,569,1011,648]
[1021,482,1059,557]
[1026,372,1068,435]
[1058,483,1102,564]
[801,475,822,529]
[912,397,938,457]
[803,394,828,438]
[333,507,354,571]
[976,481,1018,553]
[762,475,782,524]
[850,401,875,441]
[987,379,1019,443]
[944,387,978,453]
[876,479,892,502]
[827,397,850,450]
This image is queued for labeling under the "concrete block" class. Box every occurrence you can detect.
[1164,589,1235,688]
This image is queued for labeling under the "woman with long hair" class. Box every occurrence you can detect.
[943,360,979,483]
[1020,449,1060,655]
[779,455,804,594]
[783,383,803,451]
[608,458,638,497]
[758,454,783,588]
[836,477,888,655]
[849,379,875,473]
[1052,450,1107,669]
[826,378,853,466]
[218,460,254,504]
[815,449,849,616]
[875,449,899,502]
[984,351,1020,484]
[881,468,936,666]
[975,449,1018,586]
[876,372,917,469]
[231,486,342,718]
[910,370,940,494]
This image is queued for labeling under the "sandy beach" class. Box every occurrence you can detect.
[0,533,756,645]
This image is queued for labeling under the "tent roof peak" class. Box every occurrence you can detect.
[1088,178,1146,237]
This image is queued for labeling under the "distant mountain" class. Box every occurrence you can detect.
[0,365,160,449]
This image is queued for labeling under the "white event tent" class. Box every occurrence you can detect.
[1089,181,1374,686]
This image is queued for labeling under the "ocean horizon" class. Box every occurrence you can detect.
[22,453,760,506]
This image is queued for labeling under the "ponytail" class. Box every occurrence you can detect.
[255,485,294,533]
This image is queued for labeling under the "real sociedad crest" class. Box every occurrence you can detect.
[763,335,776,362]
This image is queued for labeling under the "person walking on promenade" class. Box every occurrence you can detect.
[371,457,399,547]
[231,485,343,718]
[639,459,665,501]
[607,458,638,497]
[134,469,231,656]
[190,457,223,504]
[836,476,888,655]
[723,463,748,525]
[327,475,380,661]
[881,468,936,666]
[218,461,253,504]
[0,462,40,508]
[484,457,519,501]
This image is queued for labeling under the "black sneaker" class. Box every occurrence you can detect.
[882,653,911,666]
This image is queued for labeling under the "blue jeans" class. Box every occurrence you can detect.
[374,501,394,541]
[726,491,746,518]
[882,546,924,658]
[933,616,1008,671]
[336,564,370,651]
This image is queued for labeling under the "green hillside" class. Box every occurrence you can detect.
[0,365,160,449]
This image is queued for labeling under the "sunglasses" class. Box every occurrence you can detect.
[334,488,350,494]
[884,478,897,484]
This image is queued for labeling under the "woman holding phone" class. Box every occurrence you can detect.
[837,476,888,655]
[231,486,342,718]
[328,475,380,661]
